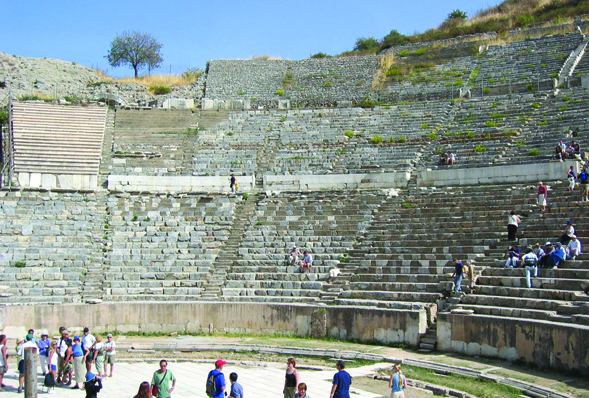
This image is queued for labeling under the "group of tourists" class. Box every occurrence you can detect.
[286,246,313,273]
[554,139,582,161]
[0,327,115,395]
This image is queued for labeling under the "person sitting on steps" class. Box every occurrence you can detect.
[300,251,313,273]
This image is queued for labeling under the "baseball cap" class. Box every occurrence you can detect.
[555,242,562,246]
[74,336,80,341]
[107,334,113,338]
[545,242,552,245]
[567,221,572,224]
[535,243,540,246]
[215,359,227,367]
[26,334,33,341]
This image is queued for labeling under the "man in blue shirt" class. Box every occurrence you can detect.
[229,372,243,398]
[207,359,226,398]
[37,333,51,375]
[451,259,464,294]
[330,360,351,398]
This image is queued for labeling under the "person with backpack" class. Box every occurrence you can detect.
[44,340,58,394]
[206,359,226,398]
[151,359,176,398]
[522,247,539,288]
[578,168,589,201]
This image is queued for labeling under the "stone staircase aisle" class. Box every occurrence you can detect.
[255,136,279,190]
[82,190,109,303]
[202,193,258,299]
[98,109,116,187]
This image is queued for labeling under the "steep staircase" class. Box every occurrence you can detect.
[82,191,109,303]
[254,136,279,189]
[418,323,438,353]
[201,193,258,299]
[98,108,116,187]
[197,110,231,130]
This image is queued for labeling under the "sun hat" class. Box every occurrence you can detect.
[86,372,96,382]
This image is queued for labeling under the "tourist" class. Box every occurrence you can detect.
[505,243,521,268]
[559,221,575,246]
[48,341,58,392]
[447,152,456,165]
[206,359,226,398]
[330,360,351,398]
[230,174,237,193]
[388,364,407,398]
[27,329,38,344]
[82,327,96,372]
[548,243,566,268]
[151,359,176,398]
[103,334,116,377]
[287,246,302,266]
[522,247,539,288]
[71,336,86,389]
[533,243,545,259]
[578,168,589,201]
[294,382,309,398]
[571,141,581,159]
[93,335,105,378]
[538,242,554,268]
[567,166,576,191]
[0,334,7,392]
[537,182,547,211]
[84,372,102,398]
[134,381,153,398]
[38,332,51,375]
[62,343,74,386]
[229,372,243,398]
[506,210,521,241]
[567,235,582,259]
[439,151,448,165]
[451,259,464,294]
[17,333,38,393]
[57,329,72,384]
[300,251,313,273]
[465,260,477,293]
[555,144,566,160]
[283,357,300,398]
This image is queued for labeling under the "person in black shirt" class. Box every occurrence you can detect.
[84,372,102,398]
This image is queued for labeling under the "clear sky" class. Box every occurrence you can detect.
[2,0,503,77]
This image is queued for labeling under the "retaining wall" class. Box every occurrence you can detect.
[437,312,589,376]
[0,302,426,346]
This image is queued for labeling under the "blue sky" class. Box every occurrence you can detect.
[3,0,503,77]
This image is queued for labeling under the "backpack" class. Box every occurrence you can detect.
[525,256,536,265]
[44,372,55,388]
[580,171,588,183]
[206,371,221,398]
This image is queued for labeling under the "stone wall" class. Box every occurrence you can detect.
[204,57,379,108]
[437,312,589,376]
[0,302,426,346]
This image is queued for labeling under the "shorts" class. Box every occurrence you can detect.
[85,351,94,363]
[19,359,25,374]
[0,365,6,375]
[581,182,588,192]
[105,354,115,364]
[51,364,57,371]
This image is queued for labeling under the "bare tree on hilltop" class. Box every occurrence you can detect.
[105,31,163,77]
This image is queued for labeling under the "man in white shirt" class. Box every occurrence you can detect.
[103,334,116,377]
[82,327,96,372]
[567,236,582,259]
[57,330,72,384]
[522,247,539,288]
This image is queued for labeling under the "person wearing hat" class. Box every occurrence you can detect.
[71,336,87,389]
[538,242,554,268]
[57,329,73,384]
[17,334,38,393]
[151,359,176,398]
[567,235,582,259]
[103,334,116,377]
[206,359,226,398]
[38,332,51,375]
[559,221,575,246]
[522,247,539,288]
[533,243,545,259]
[287,246,302,266]
[84,371,103,398]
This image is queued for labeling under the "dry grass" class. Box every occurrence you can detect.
[250,54,283,60]
[95,69,199,87]
[373,53,395,89]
